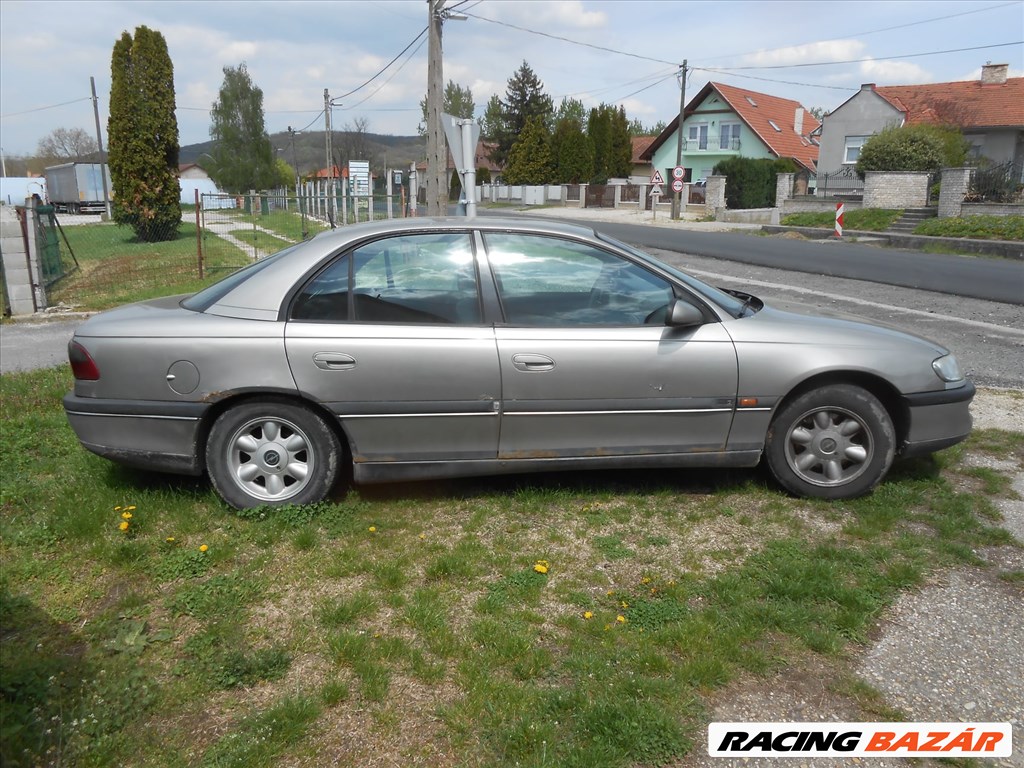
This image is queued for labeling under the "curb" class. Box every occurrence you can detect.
[761,225,1024,260]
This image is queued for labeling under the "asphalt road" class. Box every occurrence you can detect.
[542,217,1024,306]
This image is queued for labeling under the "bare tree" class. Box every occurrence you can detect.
[37,127,98,163]
[334,117,370,172]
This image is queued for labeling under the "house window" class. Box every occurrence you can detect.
[768,119,782,132]
[844,135,869,164]
[720,123,741,150]
[688,123,708,150]
[745,96,757,107]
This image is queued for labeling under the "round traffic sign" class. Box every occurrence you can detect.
[671,178,684,193]
[672,166,685,180]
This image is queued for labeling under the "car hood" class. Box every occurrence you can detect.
[728,300,949,356]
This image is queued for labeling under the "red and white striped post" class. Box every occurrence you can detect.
[834,202,844,238]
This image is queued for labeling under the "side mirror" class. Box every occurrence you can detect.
[667,299,704,327]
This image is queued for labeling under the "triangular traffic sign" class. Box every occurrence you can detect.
[650,170,665,185]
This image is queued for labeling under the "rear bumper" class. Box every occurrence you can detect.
[899,381,974,458]
[63,393,207,476]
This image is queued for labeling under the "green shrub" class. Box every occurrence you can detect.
[713,157,796,209]
[855,124,968,179]
[914,215,1024,241]
[780,208,902,231]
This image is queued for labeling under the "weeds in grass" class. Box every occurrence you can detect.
[2,367,1021,766]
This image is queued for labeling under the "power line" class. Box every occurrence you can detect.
[0,97,92,120]
[692,67,858,91]
[334,26,428,101]
[709,41,1023,70]
[461,10,676,65]
[342,35,428,110]
[700,1,1022,63]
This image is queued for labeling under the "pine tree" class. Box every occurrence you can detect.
[208,63,277,194]
[503,115,553,185]
[107,26,181,242]
[495,61,553,166]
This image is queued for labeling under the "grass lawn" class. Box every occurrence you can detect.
[49,222,250,312]
[2,366,1021,767]
[779,209,903,231]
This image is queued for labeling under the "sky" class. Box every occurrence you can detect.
[1,0,1022,158]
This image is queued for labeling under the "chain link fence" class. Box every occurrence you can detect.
[36,190,413,312]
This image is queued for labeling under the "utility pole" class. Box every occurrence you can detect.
[425,0,446,216]
[671,60,687,221]
[90,76,112,219]
[324,88,335,226]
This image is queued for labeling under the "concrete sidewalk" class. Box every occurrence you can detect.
[486,203,764,232]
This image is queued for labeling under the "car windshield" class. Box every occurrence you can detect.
[596,233,752,318]
[181,244,302,312]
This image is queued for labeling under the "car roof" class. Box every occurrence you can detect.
[204,216,601,321]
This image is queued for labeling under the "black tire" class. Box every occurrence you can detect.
[206,399,341,509]
[765,384,895,500]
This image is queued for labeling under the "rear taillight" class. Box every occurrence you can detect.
[68,340,100,381]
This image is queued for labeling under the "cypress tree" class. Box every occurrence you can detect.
[108,26,181,242]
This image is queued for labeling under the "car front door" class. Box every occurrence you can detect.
[482,232,738,460]
[285,231,500,464]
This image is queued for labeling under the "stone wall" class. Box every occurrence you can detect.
[863,171,930,208]
[938,167,972,219]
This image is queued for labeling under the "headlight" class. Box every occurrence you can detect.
[932,354,963,382]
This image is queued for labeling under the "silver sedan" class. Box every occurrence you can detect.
[64,217,973,508]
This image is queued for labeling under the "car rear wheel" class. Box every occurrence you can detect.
[206,400,341,509]
[765,384,895,500]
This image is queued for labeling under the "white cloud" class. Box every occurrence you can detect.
[740,39,866,67]
[858,58,932,84]
[499,0,607,29]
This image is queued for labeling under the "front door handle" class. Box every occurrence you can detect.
[313,352,356,371]
[511,353,555,372]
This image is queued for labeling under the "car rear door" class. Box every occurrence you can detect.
[285,231,501,464]
[481,232,738,460]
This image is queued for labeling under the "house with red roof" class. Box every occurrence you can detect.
[814,63,1024,173]
[640,82,819,184]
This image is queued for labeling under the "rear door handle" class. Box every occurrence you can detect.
[511,353,555,372]
[313,352,356,371]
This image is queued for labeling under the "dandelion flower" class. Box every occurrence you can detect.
[606,590,615,596]
[641,576,651,585]
[368,526,377,533]
[533,560,549,574]
[199,544,209,553]
[621,601,629,609]
[126,505,136,511]
[121,511,133,520]
[118,521,129,532]
[583,611,594,620]
[419,533,426,540]
[166,537,176,543]
[616,615,626,624]
[114,506,122,511]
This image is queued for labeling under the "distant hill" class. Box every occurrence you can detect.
[180,131,425,177]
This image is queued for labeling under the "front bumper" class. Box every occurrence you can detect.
[63,393,208,475]
[899,381,975,458]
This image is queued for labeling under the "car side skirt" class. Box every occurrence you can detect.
[352,449,763,484]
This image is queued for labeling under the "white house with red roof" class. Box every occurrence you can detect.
[640,82,819,184]
[814,63,1024,174]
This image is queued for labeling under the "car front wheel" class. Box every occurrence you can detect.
[765,384,895,500]
[206,400,341,509]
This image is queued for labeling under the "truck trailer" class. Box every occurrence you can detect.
[43,163,111,214]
